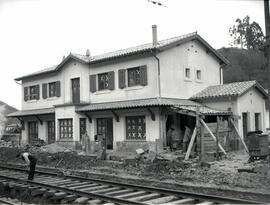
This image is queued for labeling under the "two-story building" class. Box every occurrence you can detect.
[8,25,248,153]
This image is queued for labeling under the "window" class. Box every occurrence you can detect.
[48,82,56,97]
[185,68,191,79]
[196,70,202,80]
[128,67,141,87]
[255,113,261,131]
[98,72,109,90]
[28,121,38,145]
[126,116,146,140]
[29,85,39,100]
[59,119,73,139]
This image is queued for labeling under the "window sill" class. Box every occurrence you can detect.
[46,96,58,101]
[27,99,38,103]
[184,78,192,82]
[57,139,73,142]
[124,85,144,91]
[124,140,146,142]
[195,79,203,83]
[94,90,112,95]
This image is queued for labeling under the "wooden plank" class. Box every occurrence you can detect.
[106,189,133,196]
[167,198,196,204]
[116,191,146,198]
[79,185,109,192]
[196,202,214,205]
[200,124,205,161]
[200,119,227,155]
[127,193,160,201]
[216,116,220,160]
[92,187,120,194]
[71,183,99,189]
[229,118,249,153]
[144,195,178,204]
[87,199,103,204]
[185,127,197,160]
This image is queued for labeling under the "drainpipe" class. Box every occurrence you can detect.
[220,64,226,84]
[154,54,161,98]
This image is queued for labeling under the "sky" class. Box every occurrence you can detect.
[0,0,265,109]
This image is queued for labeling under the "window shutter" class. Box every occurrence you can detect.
[118,69,126,89]
[36,85,40,100]
[24,87,28,101]
[56,81,61,97]
[140,65,148,86]
[108,71,115,90]
[90,75,96,93]
[42,83,47,99]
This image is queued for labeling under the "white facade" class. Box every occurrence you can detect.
[13,31,228,152]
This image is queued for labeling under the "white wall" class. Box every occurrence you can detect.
[21,60,90,110]
[237,88,266,134]
[158,41,222,99]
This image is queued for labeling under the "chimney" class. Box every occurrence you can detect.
[86,49,90,57]
[152,25,158,46]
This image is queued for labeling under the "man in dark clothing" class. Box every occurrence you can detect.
[17,151,37,180]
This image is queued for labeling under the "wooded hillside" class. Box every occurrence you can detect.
[218,47,268,89]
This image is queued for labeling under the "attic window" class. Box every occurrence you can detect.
[196,70,202,80]
[185,68,191,79]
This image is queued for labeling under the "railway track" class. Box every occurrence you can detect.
[0,165,261,204]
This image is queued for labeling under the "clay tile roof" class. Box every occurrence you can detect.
[6,108,55,117]
[190,80,268,100]
[15,32,228,81]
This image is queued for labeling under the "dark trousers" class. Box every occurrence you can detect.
[28,158,37,180]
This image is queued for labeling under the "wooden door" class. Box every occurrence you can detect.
[28,121,38,145]
[72,78,80,103]
[242,112,248,140]
[80,118,87,141]
[48,121,55,144]
[97,118,113,149]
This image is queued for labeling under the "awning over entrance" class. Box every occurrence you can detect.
[76,97,201,112]
[6,108,55,118]
[171,105,232,116]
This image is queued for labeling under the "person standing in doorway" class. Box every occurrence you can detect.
[183,125,191,152]
[17,148,37,180]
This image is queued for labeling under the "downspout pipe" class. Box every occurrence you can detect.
[154,54,161,98]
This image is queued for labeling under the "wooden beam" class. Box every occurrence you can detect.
[16,117,25,130]
[170,107,196,117]
[147,108,155,121]
[200,119,227,155]
[200,123,205,161]
[84,112,92,123]
[185,127,197,160]
[35,115,43,125]
[216,116,220,160]
[229,118,249,153]
[111,110,119,122]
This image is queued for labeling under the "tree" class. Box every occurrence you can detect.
[229,15,265,50]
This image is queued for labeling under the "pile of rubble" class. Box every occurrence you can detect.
[0,139,15,147]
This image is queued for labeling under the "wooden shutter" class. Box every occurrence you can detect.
[140,65,148,86]
[24,87,28,101]
[36,85,40,100]
[108,71,115,90]
[56,81,61,97]
[90,75,96,93]
[118,69,126,89]
[42,83,47,99]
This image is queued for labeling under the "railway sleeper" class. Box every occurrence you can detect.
[60,194,78,204]
[73,196,90,204]
[86,199,103,204]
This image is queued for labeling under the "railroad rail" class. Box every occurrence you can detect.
[0,165,262,204]
[0,197,18,205]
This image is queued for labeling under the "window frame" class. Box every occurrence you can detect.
[59,118,73,139]
[184,67,191,80]
[29,85,38,100]
[48,82,57,97]
[195,69,202,81]
[98,72,109,91]
[126,116,146,141]
[127,66,141,87]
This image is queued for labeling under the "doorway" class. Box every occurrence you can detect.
[28,121,38,145]
[71,78,80,103]
[97,118,113,149]
[242,112,249,140]
[47,121,55,144]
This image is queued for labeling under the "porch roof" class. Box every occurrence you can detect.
[77,97,231,115]
[6,108,55,118]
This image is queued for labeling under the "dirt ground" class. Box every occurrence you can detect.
[0,144,270,196]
